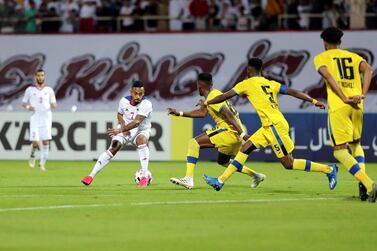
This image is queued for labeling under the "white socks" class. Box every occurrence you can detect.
[40,145,49,166]
[90,150,113,178]
[137,144,150,175]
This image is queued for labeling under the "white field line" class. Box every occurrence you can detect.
[0,197,338,212]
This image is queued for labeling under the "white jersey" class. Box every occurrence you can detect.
[118,96,152,132]
[22,85,56,127]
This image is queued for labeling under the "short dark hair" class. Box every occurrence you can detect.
[321,27,343,44]
[198,72,213,86]
[36,69,44,74]
[248,58,263,72]
[132,80,144,88]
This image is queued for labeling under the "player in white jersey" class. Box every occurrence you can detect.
[81,80,153,187]
[21,69,58,171]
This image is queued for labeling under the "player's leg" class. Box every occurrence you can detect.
[81,137,124,186]
[329,108,376,201]
[29,141,39,168]
[134,133,150,187]
[170,132,214,189]
[38,126,52,171]
[39,140,49,171]
[217,151,266,188]
[28,122,39,168]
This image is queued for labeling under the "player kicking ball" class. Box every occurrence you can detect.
[81,80,152,187]
[168,73,266,190]
[203,58,338,192]
[21,69,57,171]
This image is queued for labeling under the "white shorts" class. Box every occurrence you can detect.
[30,126,52,141]
[112,129,150,146]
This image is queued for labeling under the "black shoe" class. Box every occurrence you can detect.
[359,182,368,201]
[368,183,377,203]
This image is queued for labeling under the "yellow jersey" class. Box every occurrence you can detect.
[206,89,244,132]
[313,48,364,112]
[233,76,287,127]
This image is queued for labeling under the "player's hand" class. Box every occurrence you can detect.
[314,101,326,110]
[242,134,251,141]
[107,127,120,137]
[196,99,206,108]
[26,105,34,111]
[344,97,361,108]
[349,95,364,104]
[167,108,178,116]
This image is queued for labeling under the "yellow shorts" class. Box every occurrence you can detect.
[328,105,363,146]
[206,128,242,156]
[249,120,294,158]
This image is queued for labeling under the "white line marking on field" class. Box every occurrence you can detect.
[0,197,338,212]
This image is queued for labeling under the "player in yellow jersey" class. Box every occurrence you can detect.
[313,27,376,202]
[167,73,266,189]
[202,58,338,191]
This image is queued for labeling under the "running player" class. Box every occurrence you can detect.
[21,69,57,171]
[81,80,152,187]
[313,27,376,202]
[167,73,266,189]
[203,58,337,191]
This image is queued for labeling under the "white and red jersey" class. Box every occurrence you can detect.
[22,85,56,127]
[117,96,152,132]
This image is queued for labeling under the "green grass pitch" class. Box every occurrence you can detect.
[0,160,376,251]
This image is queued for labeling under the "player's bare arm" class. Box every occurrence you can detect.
[359,61,373,97]
[285,88,325,109]
[21,102,34,111]
[117,112,126,127]
[205,89,237,105]
[317,66,357,105]
[220,106,249,141]
[51,102,58,109]
[107,114,146,137]
[167,102,208,118]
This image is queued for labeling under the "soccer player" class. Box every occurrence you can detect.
[202,58,338,191]
[167,73,266,189]
[21,69,57,171]
[313,27,376,202]
[81,80,152,187]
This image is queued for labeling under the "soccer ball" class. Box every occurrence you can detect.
[134,169,152,186]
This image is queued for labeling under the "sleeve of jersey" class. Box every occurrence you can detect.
[207,91,224,112]
[274,81,287,95]
[313,55,325,71]
[138,101,152,117]
[232,81,245,95]
[117,99,124,114]
[21,88,30,103]
[49,89,57,103]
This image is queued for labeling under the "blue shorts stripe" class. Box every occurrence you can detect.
[355,156,365,164]
[349,163,361,175]
[271,125,288,155]
[305,160,311,172]
[231,160,243,172]
[187,156,198,164]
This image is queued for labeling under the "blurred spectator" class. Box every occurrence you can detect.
[144,0,159,31]
[0,0,18,33]
[132,0,146,31]
[322,3,338,29]
[309,0,325,30]
[79,0,96,33]
[96,0,113,32]
[207,0,220,30]
[366,0,377,29]
[60,0,79,32]
[189,0,209,30]
[264,0,283,30]
[119,0,134,31]
[285,0,299,29]
[297,0,311,29]
[24,0,37,32]
[157,0,168,31]
[169,0,185,31]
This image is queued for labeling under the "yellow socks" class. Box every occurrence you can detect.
[349,143,365,172]
[185,139,200,177]
[334,149,374,192]
[221,159,256,177]
[292,159,332,173]
[219,152,248,183]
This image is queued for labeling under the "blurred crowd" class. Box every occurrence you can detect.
[0,0,376,33]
